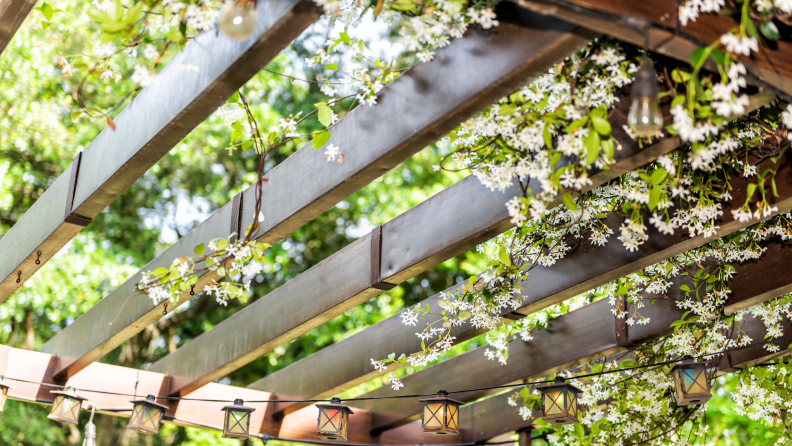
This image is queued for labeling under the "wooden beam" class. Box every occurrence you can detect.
[0,0,320,305]
[39,4,596,380]
[352,237,792,433]
[0,0,35,55]
[134,8,603,397]
[513,0,792,98]
[251,93,776,412]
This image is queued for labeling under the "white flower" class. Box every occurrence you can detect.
[144,44,158,60]
[388,373,404,391]
[721,33,758,56]
[324,144,342,162]
[130,65,155,87]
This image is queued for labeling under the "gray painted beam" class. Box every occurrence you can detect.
[147,8,599,396]
[41,5,595,379]
[0,0,320,305]
[0,0,36,55]
[249,92,774,413]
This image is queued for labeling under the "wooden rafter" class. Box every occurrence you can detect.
[41,5,597,382]
[513,0,792,98]
[0,0,36,55]
[0,0,320,305]
[349,239,792,433]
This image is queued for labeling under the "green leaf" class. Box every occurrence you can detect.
[340,30,351,45]
[671,95,686,108]
[194,243,205,255]
[240,140,254,151]
[592,116,611,135]
[100,20,127,32]
[498,248,511,267]
[585,130,600,165]
[325,63,338,71]
[228,91,240,103]
[127,2,144,24]
[761,20,780,40]
[499,104,516,116]
[152,267,169,277]
[745,17,760,39]
[747,183,758,201]
[591,105,607,120]
[38,2,54,20]
[312,131,330,150]
[680,284,690,291]
[542,125,553,150]
[318,104,333,127]
[562,192,577,211]
[230,129,242,142]
[268,131,277,145]
[650,168,668,185]
[690,47,710,69]
[458,311,472,320]
[575,423,585,436]
[648,186,661,210]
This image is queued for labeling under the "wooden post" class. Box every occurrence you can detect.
[518,428,533,446]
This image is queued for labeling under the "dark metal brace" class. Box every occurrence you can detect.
[64,152,94,227]
[230,193,243,243]
[369,226,396,291]
[614,295,629,347]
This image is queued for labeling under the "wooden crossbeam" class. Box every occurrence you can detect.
[0,0,320,305]
[39,4,595,380]
[0,0,35,55]
[513,0,792,97]
[145,7,600,397]
[351,237,792,433]
[0,345,459,445]
[251,92,775,413]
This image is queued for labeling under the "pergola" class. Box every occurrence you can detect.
[1,0,792,444]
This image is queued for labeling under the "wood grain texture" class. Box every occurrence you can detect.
[0,0,320,306]
[513,0,792,97]
[0,0,36,55]
[40,5,593,379]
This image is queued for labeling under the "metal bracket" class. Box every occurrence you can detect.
[370,226,396,291]
[614,295,628,347]
[230,193,243,243]
[64,152,93,227]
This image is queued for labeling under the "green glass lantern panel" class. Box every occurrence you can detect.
[423,401,445,429]
[227,410,250,435]
[545,389,564,415]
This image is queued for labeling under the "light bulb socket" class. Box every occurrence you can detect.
[85,421,97,439]
[632,62,658,99]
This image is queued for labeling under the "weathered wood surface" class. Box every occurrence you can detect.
[513,0,792,98]
[143,8,604,397]
[0,0,320,305]
[0,0,36,55]
[351,238,792,432]
[37,4,596,380]
[254,96,780,414]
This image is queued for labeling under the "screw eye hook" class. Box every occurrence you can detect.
[35,251,42,265]
[190,285,195,296]
[163,303,168,316]
[16,271,21,284]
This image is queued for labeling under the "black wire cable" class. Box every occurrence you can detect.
[3,339,782,405]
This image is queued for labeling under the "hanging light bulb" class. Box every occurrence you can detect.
[82,407,97,446]
[0,375,13,412]
[627,60,663,138]
[218,0,257,40]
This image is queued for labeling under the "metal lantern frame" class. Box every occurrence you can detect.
[419,390,465,435]
[0,376,12,412]
[315,397,354,442]
[127,394,169,434]
[536,377,583,425]
[222,398,256,439]
[48,386,87,425]
[668,357,712,406]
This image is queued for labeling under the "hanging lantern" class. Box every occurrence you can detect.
[48,386,87,425]
[419,390,465,435]
[668,357,711,406]
[315,397,353,442]
[0,376,12,412]
[222,399,256,439]
[127,395,169,434]
[536,377,583,425]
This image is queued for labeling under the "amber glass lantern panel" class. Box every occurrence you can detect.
[316,398,353,442]
[537,380,582,425]
[222,399,255,439]
[420,392,464,435]
[47,387,86,425]
[669,360,711,406]
[127,395,168,434]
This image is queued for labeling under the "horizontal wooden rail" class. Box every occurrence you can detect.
[39,4,596,380]
[251,92,775,413]
[513,0,792,97]
[352,238,792,433]
[145,8,606,397]
[0,0,320,305]
[0,0,36,55]
[0,345,456,445]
